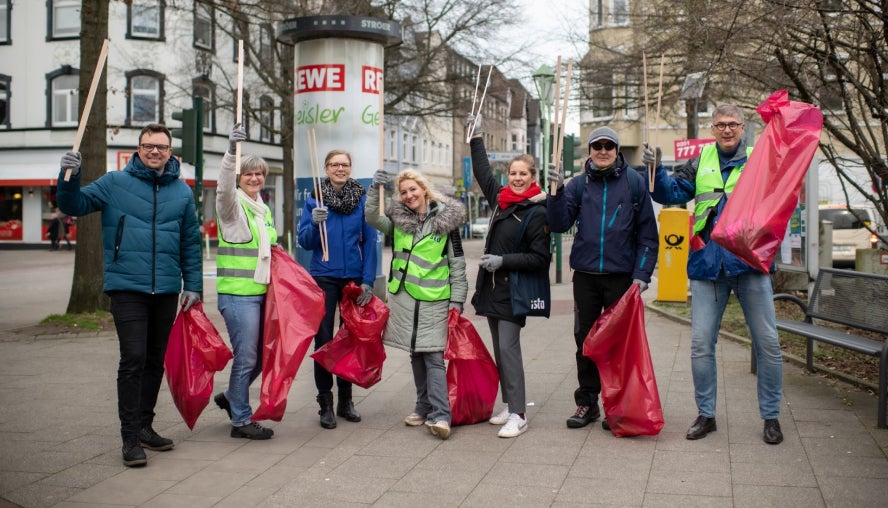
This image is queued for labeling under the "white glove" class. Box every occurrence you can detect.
[466,113,482,140]
[449,302,463,314]
[311,206,328,225]
[642,144,661,167]
[632,279,649,293]
[547,163,563,191]
[479,254,503,272]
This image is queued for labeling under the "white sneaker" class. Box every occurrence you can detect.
[489,407,510,425]
[497,413,527,438]
[404,412,426,426]
[427,420,451,440]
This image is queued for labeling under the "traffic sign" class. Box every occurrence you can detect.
[487,151,522,162]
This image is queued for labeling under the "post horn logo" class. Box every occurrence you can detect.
[665,233,684,250]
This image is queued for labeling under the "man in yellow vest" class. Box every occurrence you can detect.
[646,104,784,445]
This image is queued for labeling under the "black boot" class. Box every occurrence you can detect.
[337,386,362,423]
[317,392,336,429]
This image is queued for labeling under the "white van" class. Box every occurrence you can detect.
[819,204,879,267]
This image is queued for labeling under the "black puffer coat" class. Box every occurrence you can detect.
[469,138,551,326]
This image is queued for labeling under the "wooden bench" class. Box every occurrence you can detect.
[771,267,888,428]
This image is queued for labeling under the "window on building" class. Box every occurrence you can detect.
[260,24,273,62]
[259,95,274,143]
[127,0,164,40]
[0,74,9,128]
[0,0,10,44]
[194,1,214,51]
[50,0,80,39]
[591,0,604,27]
[193,80,215,132]
[591,76,614,119]
[612,0,629,25]
[126,71,163,125]
[48,69,78,127]
[411,135,418,163]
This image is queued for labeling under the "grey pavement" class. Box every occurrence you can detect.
[1,240,887,507]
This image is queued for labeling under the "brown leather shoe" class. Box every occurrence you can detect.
[686,415,717,440]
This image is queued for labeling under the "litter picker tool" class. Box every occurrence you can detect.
[378,72,385,215]
[466,66,492,144]
[64,38,110,182]
[235,39,244,175]
[307,128,329,262]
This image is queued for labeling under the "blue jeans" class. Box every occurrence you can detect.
[218,293,266,426]
[690,273,783,420]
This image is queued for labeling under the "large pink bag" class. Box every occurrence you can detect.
[164,302,233,429]
[583,285,664,437]
[711,90,823,272]
[445,309,500,426]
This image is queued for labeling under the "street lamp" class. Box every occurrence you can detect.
[533,64,556,182]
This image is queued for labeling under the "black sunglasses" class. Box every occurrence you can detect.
[590,141,616,151]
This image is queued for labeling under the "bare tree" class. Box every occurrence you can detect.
[67,0,110,314]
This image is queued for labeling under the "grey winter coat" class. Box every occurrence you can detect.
[366,184,467,353]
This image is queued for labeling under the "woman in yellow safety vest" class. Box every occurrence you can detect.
[366,169,468,440]
[212,124,276,440]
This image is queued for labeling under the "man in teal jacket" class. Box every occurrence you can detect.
[57,124,203,467]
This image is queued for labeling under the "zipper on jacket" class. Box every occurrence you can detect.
[599,179,608,272]
[608,204,622,228]
[113,215,126,262]
[638,246,650,270]
[152,181,158,294]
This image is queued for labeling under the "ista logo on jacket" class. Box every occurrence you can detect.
[430,234,443,243]
[530,298,546,311]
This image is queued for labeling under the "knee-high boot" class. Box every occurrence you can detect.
[317,392,336,429]
[337,385,361,422]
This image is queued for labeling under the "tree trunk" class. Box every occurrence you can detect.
[281,43,296,250]
[67,0,109,314]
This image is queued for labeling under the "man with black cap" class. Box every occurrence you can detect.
[546,126,659,430]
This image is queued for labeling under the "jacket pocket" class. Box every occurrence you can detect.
[113,215,126,262]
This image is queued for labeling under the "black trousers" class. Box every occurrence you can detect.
[312,276,361,394]
[108,291,179,441]
[571,271,632,407]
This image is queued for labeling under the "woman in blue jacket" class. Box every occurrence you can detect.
[298,150,378,429]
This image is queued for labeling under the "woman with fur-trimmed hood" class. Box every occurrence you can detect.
[367,169,467,440]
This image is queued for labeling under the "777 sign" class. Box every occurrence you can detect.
[674,138,716,160]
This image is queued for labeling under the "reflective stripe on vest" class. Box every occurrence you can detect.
[388,228,451,301]
[217,202,277,295]
[692,145,753,235]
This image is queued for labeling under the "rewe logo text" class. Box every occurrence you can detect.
[296,65,345,93]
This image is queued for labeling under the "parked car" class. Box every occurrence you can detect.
[471,217,489,238]
[819,204,880,268]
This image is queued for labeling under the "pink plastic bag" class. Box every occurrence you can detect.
[252,246,326,421]
[311,282,388,389]
[711,90,823,272]
[164,302,233,429]
[583,285,664,437]
[445,309,500,426]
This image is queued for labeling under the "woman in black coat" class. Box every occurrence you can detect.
[467,114,551,438]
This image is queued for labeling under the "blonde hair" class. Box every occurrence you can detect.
[324,149,352,166]
[394,169,443,207]
[509,154,537,178]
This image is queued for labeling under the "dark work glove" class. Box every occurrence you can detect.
[547,163,563,191]
[180,291,200,312]
[229,123,247,154]
[642,144,661,167]
[355,283,374,306]
[311,206,328,225]
[479,254,503,272]
[60,151,82,177]
[372,169,391,188]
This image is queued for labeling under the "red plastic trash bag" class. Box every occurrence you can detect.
[252,246,326,421]
[582,285,664,437]
[311,282,388,389]
[711,90,823,272]
[445,309,500,426]
[164,302,233,429]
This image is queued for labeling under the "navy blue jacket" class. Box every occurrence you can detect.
[56,154,203,294]
[547,153,658,282]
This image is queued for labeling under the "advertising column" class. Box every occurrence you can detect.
[278,15,402,272]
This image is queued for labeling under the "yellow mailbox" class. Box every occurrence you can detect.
[657,208,691,302]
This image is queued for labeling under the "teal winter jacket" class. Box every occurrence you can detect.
[56,154,203,295]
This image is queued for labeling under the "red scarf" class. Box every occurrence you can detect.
[498,182,542,210]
